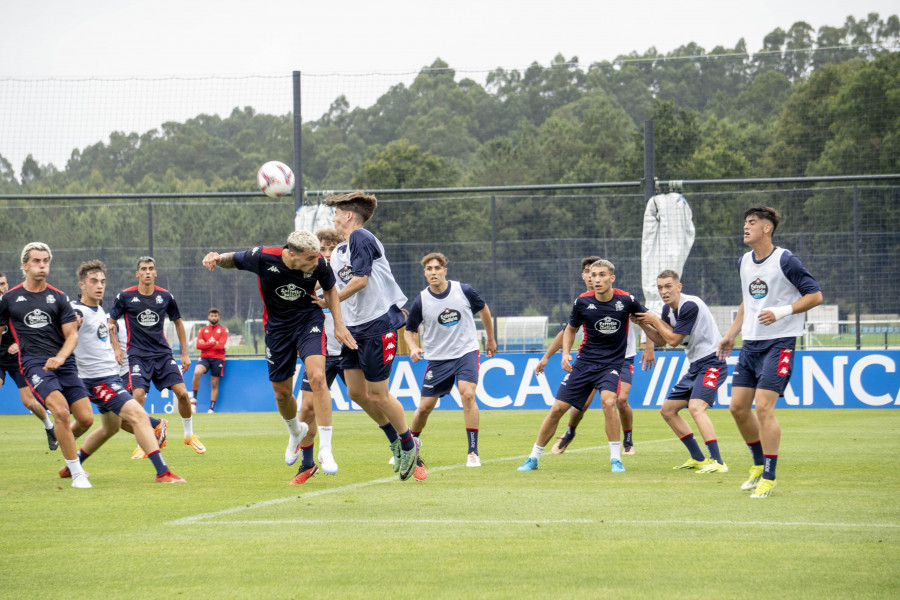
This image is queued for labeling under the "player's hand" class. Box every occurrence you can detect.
[561,353,573,373]
[484,339,497,358]
[641,349,656,370]
[201,252,220,271]
[44,356,64,371]
[409,347,425,362]
[334,324,357,351]
[634,311,656,326]
[7,343,18,355]
[311,296,327,309]
[114,345,124,365]
[758,309,776,326]
[716,338,734,361]
[534,357,548,375]
[181,353,191,373]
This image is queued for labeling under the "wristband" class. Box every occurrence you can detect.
[770,305,794,321]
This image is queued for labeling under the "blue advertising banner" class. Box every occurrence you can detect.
[2,350,898,414]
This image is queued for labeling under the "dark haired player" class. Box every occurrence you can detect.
[718,206,821,498]
[108,256,205,458]
[0,270,58,450]
[325,191,420,481]
[67,260,184,483]
[518,259,650,474]
[0,243,94,488]
[192,307,228,413]
[202,229,355,484]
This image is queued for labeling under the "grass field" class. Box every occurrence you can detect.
[1,409,898,599]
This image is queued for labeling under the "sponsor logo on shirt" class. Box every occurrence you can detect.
[137,309,160,327]
[749,278,768,299]
[276,283,306,301]
[97,323,109,341]
[24,309,51,329]
[594,316,621,335]
[438,308,462,327]
[337,265,353,283]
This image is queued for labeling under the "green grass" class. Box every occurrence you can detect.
[1,409,898,599]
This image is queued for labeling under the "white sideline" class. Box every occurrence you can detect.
[165,438,900,531]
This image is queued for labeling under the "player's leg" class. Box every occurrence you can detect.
[617,380,635,454]
[170,382,204,454]
[366,377,419,480]
[68,396,94,439]
[18,384,57,450]
[752,388,780,497]
[687,399,725,470]
[410,395,439,436]
[208,375,219,413]
[303,354,337,474]
[49,393,91,488]
[119,399,185,482]
[271,377,309,469]
[730,385,765,490]
[458,379,480,466]
[290,388,320,485]
[598,389,627,472]
[660,397,707,468]
[518,399,572,471]
[191,362,207,410]
[552,390,591,454]
[60,410,118,478]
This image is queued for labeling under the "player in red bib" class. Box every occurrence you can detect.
[192,307,228,413]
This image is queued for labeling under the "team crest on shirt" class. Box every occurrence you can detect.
[156,295,163,304]
[438,308,461,327]
[24,309,51,329]
[137,309,159,327]
[46,295,56,304]
[614,301,624,311]
[594,316,621,335]
[749,278,768,299]
[276,283,306,301]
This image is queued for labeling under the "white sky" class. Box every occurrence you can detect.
[1,0,897,171]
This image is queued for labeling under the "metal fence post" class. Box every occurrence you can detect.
[491,194,498,349]
[854,185,860,350]
[644,120,655,201]
[147,201,153,257]
[292,70,302,212]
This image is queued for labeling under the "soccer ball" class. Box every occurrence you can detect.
[257,160,295,198]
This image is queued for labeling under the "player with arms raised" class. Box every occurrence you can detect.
[717,206,822,498]
[202,230,355,483]
[518,259,650,473]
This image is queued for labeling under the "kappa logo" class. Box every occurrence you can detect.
[587,304,597,310]
[384,332,395,341]
[251,247,259,255]
[703,367,720,389]
[31,374,43,387]
[778,349,793,376]
[92,384,116,403]
[137,309,159,327]
[24,309,51,329]
[611,370,619,376]
[594,316,621,335]
[265,346,274,364]
[46,295,56,304]
[310,326,321,333]
[131,297,140,303]
[15,296,26,302]
[268,266,280,274]
[276,283,306,301]
[614,300,624,311]
[386,342,395,350]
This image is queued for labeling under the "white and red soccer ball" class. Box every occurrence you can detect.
[257,160,295,198]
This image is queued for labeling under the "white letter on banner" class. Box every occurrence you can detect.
[389,361,421,406]
[514,358,556,407]
[643,356,665,406]
[331,380,350,411]
[446,386,463,409]
[802,355,847,406]
[850,355,898,406]
[477,358,514,408]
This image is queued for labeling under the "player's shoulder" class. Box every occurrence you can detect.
[119,285,139,295]
[577,290,594,300]
[152,285,171,294]
[44,284,70,300]
[261,246,283,256]
[612,288,636,300]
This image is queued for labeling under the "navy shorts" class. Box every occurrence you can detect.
[300,355,344,392]
[20,356,89,406]
[265,312,326,383]
[732,338,796,395]
[340,331,399,383]
[198,357,225,377]
[421,349,480,398]
[0,359,26,389]
[129,354,185,392]
[83,375,134,415]
[555,359,621,410]
[667,354,728,406]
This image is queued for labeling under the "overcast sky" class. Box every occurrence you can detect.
[1,1,897,170]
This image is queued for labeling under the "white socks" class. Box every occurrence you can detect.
[42,416,53,429]
[318,425,333,451]
[65,458,85,477]
[284,416,303,438]
[182,417,193,438]
[609,441,621,460]
[530,444,545,459]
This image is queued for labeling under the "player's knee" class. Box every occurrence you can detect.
[77,413,94,429]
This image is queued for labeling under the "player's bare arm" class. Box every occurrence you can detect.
[757,291,823,326]
[535,328,565,375]
[174,318,191,372]
[322,286,357,350]
[560,324,578,373]
[404,328,425,362]
[45,321,79,371]
[108,319,125,364]
[636,312,684,347]
[717,302,744,360]
[337,275,368,302]
[479,305,497,357]
[202,252,236,270]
